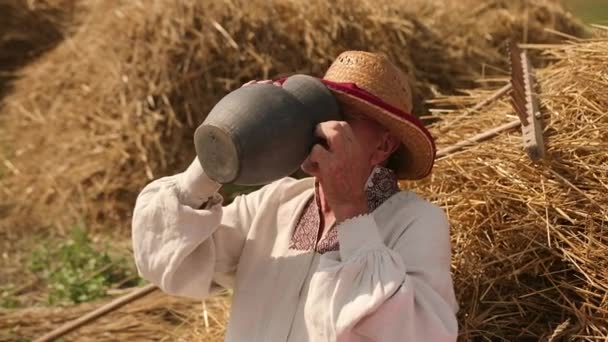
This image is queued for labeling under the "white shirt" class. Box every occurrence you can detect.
[132,159,458,341]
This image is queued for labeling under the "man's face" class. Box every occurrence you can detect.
[343,111,394,168]
[300,110,400,178]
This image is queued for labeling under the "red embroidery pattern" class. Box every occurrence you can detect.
[289,197,320,251]
[316,226,339,254]
[289,166,399,254]
[365,167,400,211]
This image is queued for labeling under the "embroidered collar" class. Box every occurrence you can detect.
[289,166,400,253]
[364,166,400,212]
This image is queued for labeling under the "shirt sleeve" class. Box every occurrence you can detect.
[131,158,268,299]
[304,201,459,341]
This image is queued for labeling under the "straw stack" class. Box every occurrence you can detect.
[0,0,78,74]
[1,1,604,341]
[175,37,608,342]
[181,35,608,342]
[0,0,583,234]
[406,37,608,340]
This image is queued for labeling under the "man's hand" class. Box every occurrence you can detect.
[302,121,370,222]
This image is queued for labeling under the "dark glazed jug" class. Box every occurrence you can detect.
[194,74,341,185]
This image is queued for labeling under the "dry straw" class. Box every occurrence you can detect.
[0,290,207,341]
[1,0,605,341]
[14,36,608,342]
[0,0,583,234]
[0,0,78,74]
[176,35,608,342]
[406,36,608,340]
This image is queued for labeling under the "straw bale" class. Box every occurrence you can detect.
[177,37,608,342]
[0,0,583,234]
[179,35,608,342]
[403,37,608,340]
[0,0,81,97]
[0,0,70,65]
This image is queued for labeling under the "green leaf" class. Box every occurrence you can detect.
[28,226,145,305]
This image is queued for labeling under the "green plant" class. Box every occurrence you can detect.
[29,227,142,305]
[0,286,20,308]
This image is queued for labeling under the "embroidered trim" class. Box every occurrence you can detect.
[289,166,399,254]
[317,226,339,254]
[289,197,319,251]
[365,166,400,212]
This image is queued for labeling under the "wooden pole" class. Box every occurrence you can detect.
[437,83,512,132]
[34,284,158,342]
[436,119,521,159]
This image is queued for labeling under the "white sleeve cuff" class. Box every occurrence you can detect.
[337,214,385,260]
[176,158,222,208]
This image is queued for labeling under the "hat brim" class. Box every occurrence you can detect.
[320,80,436,180]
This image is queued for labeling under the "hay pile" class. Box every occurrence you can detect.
[2,1,604,341]
[174,36,608,341]
[407,36,608,340]
[179,36,608,342]
[0,0,81,98]
[0,0,584,234]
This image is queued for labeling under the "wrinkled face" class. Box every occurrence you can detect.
[299,109,401,179]
[343,111,400,170]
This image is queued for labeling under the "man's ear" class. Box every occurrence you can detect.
[371,133,400,166]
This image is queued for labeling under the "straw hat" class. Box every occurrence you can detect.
[320,51,436,180]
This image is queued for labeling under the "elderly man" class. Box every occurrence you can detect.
[132,51,458,341]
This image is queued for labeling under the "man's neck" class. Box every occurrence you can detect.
[316,182,333,214]
[316,181,336,236]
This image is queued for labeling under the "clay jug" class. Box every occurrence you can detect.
[194,74,341,185]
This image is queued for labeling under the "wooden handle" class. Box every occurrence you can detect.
[436,120,521,159]
[34,284,158,342]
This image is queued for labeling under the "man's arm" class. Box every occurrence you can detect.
[304,200,458,341]
[131,158,267,299]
